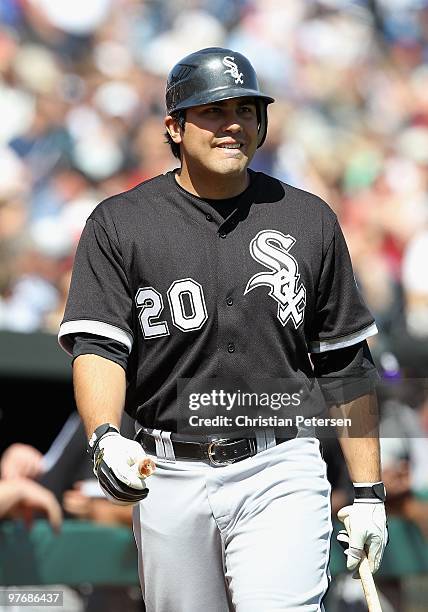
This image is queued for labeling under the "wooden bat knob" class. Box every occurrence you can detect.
[138,458,156,477]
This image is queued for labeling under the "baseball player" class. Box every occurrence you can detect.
[59,48,388,611]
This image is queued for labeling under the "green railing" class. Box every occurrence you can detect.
[1,518,427,586]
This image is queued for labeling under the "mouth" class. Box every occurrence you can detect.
[215,142,245,150]
[215,142,246,159]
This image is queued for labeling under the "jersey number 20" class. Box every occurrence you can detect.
[135,278,208,339]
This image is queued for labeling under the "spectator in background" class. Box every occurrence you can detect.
[0,411,136,526]
[0,415,62,589]
[401,227,428,339]
[378,376,428,539]
[0,477,62,532]
[0,442,44,480]
[0,412,141,611]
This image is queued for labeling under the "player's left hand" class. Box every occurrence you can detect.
[337,502,388,574]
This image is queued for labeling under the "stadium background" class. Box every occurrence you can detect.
[0,1,428,610]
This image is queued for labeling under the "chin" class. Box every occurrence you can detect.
[215,159,248,176]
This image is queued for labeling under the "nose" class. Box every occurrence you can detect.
[224,122,242,134]
[220,110,243,134]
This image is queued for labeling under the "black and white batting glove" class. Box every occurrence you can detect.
[88,424,152,506]
[337,482,388,575]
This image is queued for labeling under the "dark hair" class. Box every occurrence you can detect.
[164,110,186,159]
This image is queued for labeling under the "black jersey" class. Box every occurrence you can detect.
[59,170,377,430]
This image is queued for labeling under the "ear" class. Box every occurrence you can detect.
[164,115,182,144]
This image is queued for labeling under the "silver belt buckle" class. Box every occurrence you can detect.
[207,438,234,466]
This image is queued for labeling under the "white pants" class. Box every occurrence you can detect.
[133,437,332,612]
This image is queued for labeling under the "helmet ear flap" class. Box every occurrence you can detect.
[256,102,268,148]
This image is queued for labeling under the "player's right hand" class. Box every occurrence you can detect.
[93,432,155,506]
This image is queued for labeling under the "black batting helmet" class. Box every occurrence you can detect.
[166,47,274,147]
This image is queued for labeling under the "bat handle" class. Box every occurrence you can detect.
[358,556,383,612]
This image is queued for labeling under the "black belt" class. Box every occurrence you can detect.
[135,428,298,466]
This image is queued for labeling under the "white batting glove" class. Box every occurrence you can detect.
[337,483,388,575]
[91,430,155,506]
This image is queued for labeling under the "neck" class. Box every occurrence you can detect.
[175,166,250,199]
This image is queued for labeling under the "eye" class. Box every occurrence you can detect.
[239,105,256,115]
[203,106,221,114]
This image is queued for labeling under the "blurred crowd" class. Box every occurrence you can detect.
[1,0,428,365]
[1,1,428,608]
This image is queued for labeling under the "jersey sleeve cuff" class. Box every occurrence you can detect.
[309,322,378,353]
[58,320,133,356]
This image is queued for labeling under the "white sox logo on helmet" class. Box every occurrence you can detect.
[222,56,244,84]
[245,230,306,328]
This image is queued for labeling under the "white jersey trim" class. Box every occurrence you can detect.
[309,322,378,353]
[58,320,133,355]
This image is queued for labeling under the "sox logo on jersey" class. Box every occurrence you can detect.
[244,230,306,328]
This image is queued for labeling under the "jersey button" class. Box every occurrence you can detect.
[206,214,213,221]
[227,342,235,353]
[226,297,233,306]
[219,231,227,238]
